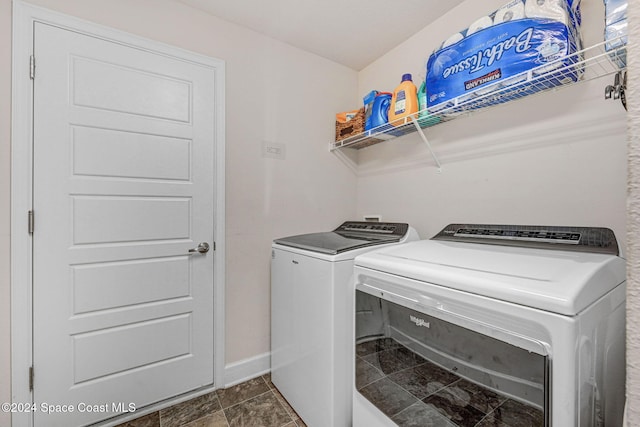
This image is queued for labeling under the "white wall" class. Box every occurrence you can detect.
[626,0,639,424]
[0,1,12,426]
[355,0,628,255]
[0,0,358,420]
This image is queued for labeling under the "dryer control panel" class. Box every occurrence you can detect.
[433,224,619,255]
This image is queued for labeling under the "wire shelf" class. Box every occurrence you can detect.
[331,39,627,151]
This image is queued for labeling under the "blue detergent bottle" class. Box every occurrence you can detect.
[363,90,379,131]
[369,92,392,130]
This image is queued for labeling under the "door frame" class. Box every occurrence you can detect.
[10,2,226,425]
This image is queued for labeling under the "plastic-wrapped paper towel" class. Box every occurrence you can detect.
[426,0,582,111]
[605,0,627,25]
[604,0,627,68]
[606,20,627,49]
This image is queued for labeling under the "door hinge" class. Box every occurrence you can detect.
[29,366,34,391]
[29,55,35,80]
[28,210,34,234]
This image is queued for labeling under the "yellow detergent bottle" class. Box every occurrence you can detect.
[389,73,418,126]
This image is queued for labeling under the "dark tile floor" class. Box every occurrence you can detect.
[114,374,306,427]
[356,338,544,427]
[114,338,542,427]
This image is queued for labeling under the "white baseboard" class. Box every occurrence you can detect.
[223,352,271,388]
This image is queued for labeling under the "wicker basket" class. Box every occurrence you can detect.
[335,107,365,142]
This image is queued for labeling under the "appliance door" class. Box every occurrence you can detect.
[354,271,550,427]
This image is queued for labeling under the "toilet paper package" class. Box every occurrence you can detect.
[606,20,627,49]
[605,19,627,67]
[604,0,627,26]
[427,0,582,111]
[604,0,627,68]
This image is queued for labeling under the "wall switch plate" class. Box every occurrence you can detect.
[262,141,286,160]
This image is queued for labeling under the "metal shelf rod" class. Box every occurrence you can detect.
[411,116,441,172]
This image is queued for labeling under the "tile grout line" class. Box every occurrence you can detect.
[222,388,273,411]
[360,352,461,405]
[360,339,527,425]
[261,374,272,390]
[261,374,302,426]
[391,401,460,427]
[359,352,460,423]
[271,388,298,426]
[223,388,297,427]
[390,373,465,426]
[471,398,512,427]
[258,375,297,427]
[214,392,230,427]
[355,356,385,390]
[218,376,272,410]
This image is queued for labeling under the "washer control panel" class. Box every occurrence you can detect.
[336,221,408,237]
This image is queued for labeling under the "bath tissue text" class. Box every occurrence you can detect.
[442,27,534,79]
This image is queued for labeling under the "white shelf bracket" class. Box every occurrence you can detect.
[411,117,442,173]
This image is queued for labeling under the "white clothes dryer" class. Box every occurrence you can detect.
[271,221,419,427]
[353,224,626,427]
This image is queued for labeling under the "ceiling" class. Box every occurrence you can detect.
[177,0,465,70]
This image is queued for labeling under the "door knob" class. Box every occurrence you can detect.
[188,242,210,254]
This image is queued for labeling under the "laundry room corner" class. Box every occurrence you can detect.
[354,0,628,252]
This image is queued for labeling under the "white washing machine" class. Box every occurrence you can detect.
[352,224,626,427]
[271,221,419,427]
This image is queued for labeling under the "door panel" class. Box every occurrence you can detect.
[71,56,191,122]
[71,126,192,181]
[71,195,192,244]
[32,22,216,426]
[72,314,192,383]
[71,256,190,313]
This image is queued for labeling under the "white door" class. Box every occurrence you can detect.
[32,22,216,426]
